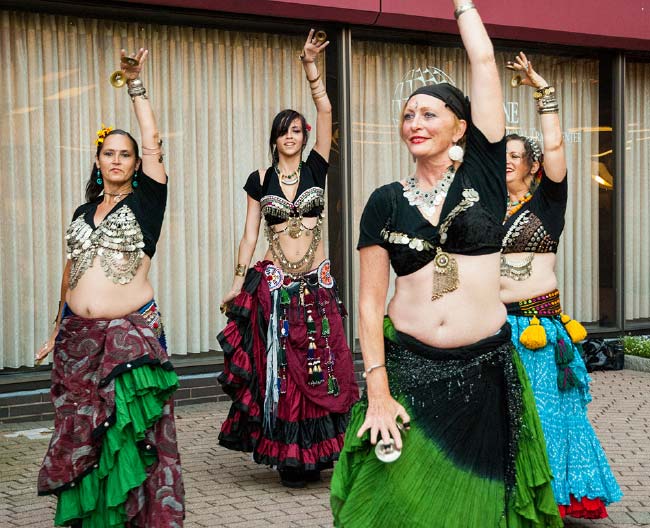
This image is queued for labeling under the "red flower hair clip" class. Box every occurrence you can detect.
[306,123,312,132]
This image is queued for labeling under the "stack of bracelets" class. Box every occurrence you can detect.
[534,85,559,114]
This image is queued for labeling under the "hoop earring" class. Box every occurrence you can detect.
[448,143,464,162]
[95,168,103,186]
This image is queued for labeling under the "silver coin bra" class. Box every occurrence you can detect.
[65,205,146,288]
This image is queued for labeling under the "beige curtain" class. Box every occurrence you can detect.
[624,62,650,321]
[349,40,600,335]
[0,10,321,368]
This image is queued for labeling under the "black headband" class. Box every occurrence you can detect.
[406,83,470,122]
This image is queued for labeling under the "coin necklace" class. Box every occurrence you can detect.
[403,165,456,220]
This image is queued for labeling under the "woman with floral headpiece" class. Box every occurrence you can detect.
[216,30,358,489]
[330,3,562,526]
[501,52,621,519]
[35,48,184,526]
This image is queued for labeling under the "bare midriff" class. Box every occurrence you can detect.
[263,216,327,274]
[500,252,558,304]
[66,256,154,319]
[388,252,506,348]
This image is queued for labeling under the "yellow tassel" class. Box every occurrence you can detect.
[560,312,587,343]
[519,316,547,350]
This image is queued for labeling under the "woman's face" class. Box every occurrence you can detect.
[506,139,533,189]
[275,118,305,160]
[96,134,139,186]
[401,94,465,161]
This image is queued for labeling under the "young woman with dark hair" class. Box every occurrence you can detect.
[217,30,358,488]
[35,48,184,527]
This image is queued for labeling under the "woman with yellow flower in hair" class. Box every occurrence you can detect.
[501,52,621,519]
[35,48,184,527]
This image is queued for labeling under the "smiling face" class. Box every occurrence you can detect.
[506,139,536,190]
[96,133,140,186]
[275,117,306,160]
[400,94,466,161]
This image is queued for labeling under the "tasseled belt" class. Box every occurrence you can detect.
[506,289,588,392]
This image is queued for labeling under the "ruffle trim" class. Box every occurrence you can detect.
[50,364,178,527]
[508,350,564,527]
[559,495,608,519]
[254,430,347,471]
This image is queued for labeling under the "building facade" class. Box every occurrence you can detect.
[1,0,649,378]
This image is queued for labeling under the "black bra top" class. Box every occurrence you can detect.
[502,171,567,254]
[358,123,507,277]
[244,149,328,225]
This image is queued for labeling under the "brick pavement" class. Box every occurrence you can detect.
[0,369,648,527]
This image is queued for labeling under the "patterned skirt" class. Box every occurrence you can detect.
[37,301,184,527]
[217,260,359,471]
[330,319,562,528]
[507,289,622,519]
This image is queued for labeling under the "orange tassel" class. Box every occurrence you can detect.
[560,313,587,343]
[519,316,547,350]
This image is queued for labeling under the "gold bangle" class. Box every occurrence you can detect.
[533,85,555,100]
[235,264,247,277]
[312,91,328,100]
[307,73,321,84]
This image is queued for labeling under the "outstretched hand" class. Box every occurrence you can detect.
[506,51,548,89]
[120,48,148,81]
[300,29,329,64]
[357,393,411,450]
[35,329,57,365]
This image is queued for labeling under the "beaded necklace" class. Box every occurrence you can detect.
[505,191,533,220]
[274,161,303,185]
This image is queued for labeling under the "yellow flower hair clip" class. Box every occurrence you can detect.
[95,124,114,146]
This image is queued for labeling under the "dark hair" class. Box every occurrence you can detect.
[506,134,543,169]
[86,129,140,202]
[268,109,309,164]
[506,133,543,190]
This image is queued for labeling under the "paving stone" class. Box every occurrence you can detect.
[1,371,649,527]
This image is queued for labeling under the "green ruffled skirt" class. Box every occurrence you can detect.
[330,321,562,527]
[54,366,179,527]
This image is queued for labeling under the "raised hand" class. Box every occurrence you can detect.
[506,51,548,89]
[120,48,148,81]
[300,29,329,64]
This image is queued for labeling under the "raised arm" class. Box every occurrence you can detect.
[120,48,166,184]
[356,245,410,449]
[300,30,332,160]
[452,1,504,142]
[221,193,262,307]
[508,52,566,182]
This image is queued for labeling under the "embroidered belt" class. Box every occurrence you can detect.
[264,259,334,291]
[505,289,561,317]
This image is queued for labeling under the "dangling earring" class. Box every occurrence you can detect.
[448,143,464,162]
[132,167,139,188]
[95,168,103,186]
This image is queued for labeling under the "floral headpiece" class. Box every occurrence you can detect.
[306,123,312,132]
[95,124,114,146]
